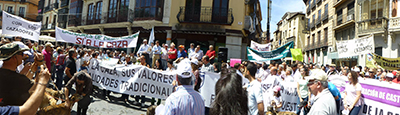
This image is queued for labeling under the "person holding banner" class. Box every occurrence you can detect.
[163,59,205,115]
[306,69,337,115]
[343,71,362,115]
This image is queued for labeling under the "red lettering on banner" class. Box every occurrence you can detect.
[93,40,99,47]
[107,42,112,48]
[99,41,104,47]
[117,41,122,48]
[76,37,82,44]
[112,41,117,48]
[122,41,128,48]
[86,39,92,46]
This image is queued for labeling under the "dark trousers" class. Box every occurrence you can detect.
[56,70,64,90]
[63,75,71,87]
[77,94,91,115]
[135,95,145,104]
[336,99,340,115]
[142,54,150,66]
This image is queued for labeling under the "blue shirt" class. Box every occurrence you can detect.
[152,45,162,55]
[177,50,187,58]
[137,44,149,55]
[0,106,19,115]
[164,85,205,115]
[328,82,342,101]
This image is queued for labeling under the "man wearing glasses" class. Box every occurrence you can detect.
[306,69,337,115]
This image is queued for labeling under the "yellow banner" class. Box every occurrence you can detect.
[372,53,400,70]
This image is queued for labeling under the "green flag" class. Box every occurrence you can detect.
[290,48,303,62]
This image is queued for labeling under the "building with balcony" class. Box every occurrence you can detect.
[0,0,39,29]
[37,0,69,36]
[387,0,400,58]
[271,12,307,52]
[303,0,335,65]
[66,0,260,59]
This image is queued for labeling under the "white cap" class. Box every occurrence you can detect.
[307,69,328,81]
[12,41,31,55]
[386,73,394,78]
[45,42,54,47]
[176,58,193,78]
[190,59,198,65]
[354,67,360,72]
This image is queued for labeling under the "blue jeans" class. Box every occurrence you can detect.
[349,106,361,115]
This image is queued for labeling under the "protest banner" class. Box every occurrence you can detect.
[199,72,220,108]
[372,53,400,70]
[290,48,303,62]
[247,41,294,62]
[229,58,241,67]
[251,40,271,51]
[336,34,374,58]
[55,27,139,48]
[87,62,175,99]
[278,81,299,112]
[2,11,41,41]
[330,77,400,115]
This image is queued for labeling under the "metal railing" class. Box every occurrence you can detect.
[337,15,343,26]
[390,17,400,29]
[306,6,310,14]
[177,6,234,25]
[316,17,321,25]
[357,17,388,35]
[311,1,316,9]
[60,0,69,7]
[44,3,58,13]
[310,21,315,29]
[41,23,55,30]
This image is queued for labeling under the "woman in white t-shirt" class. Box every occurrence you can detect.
[344,71,363,115]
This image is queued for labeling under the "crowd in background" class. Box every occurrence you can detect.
[1,36,400,115]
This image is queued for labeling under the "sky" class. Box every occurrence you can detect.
[260,0,306,38]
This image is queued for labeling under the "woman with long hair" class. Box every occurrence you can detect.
[210,69,248,115]
[344,71,363,115]
[296,67,310,115]
[191,59,201,92]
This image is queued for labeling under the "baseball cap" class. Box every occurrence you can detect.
[176,58,193,78]
[178,45,184,48]
[190,59,198,65]
[13,41,31,55]
[307,69,328,81]
[0,43,29,61]
[329,64,336,67]
[273,86,281,92]
[386,73,394,78]
[45,42,54,47]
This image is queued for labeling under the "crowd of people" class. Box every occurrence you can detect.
[1,36,399,115]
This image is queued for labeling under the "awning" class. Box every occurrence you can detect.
[39,35,56,42]
[328,52,358,59]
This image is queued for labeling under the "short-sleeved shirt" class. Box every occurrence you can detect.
[200,63,214,72]
[248,80,263,115]
[164,85,205,115]
[42,49,53,72]
[168,48,177,59]
[0,106,19,115]
[0,68,33,106]
[345,83,362,106]
[205,50,216,59]
[65,73,93,95]
[328,82,341,101]
[177,50,187,58]
[65,57,77,77]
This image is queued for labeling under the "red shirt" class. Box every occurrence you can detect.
[206,50,216,59]
[168,48,177,59]
[392,78,400,84]
[42,49,52,72]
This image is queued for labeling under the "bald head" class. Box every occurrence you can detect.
[271,67,278,75]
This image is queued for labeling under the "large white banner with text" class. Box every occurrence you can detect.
[336,35,374,58]
[56,27,139,48]
[251,40,271,51]
[2,11,41,41]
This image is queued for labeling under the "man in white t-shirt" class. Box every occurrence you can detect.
[261,67,281,112]
[245,63,264,115]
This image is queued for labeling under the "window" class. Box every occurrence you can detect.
[317,31,321,44]
[324,4,328,14]
[213,0,229,23]
[135,0,163,20]
[95,2,102,20]
[307,36,310,46]
[337,9,342,25]
[7,6,13,13]
[324,28,328,42]
[18,7,25,17]
[312,34,315,46]
[87,3,94,20]
[393,0,398,17]
[312,14,315,24]
[108,0,118,18]
[108,0,129,22]
[318,9,321,21]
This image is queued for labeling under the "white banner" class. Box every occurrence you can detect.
[56,27,139,48]
[199,72,220,107]
[87,62,175,99]
[336,35,374,58]
[251,40,271,51]
[2,11,41,41]
[279,81,299,112]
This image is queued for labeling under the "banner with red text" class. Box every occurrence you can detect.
[55,27,139,48]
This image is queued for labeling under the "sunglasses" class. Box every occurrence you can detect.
[307,80,318,86]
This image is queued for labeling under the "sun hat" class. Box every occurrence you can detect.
[0,43,29,61]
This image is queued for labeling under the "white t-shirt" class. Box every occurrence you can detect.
[248,80,263,115]
[265,95,282,111]
[345,83,362,106]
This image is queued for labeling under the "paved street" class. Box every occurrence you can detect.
[70,88,165,115]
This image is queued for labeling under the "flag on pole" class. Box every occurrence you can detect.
[290,48,303,62]
[149,26,155,44]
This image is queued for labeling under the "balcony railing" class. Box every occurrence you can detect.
[357,17,388,35]
[44,3,58,13]
[41,23,55,30]
[316,17,321,25]
[390,17,400,29]
[60,0,69,7]
[107,9,130,23]
[322,12,328,21]
[311,1,316,9]
[316,0,321,4]
[306,7,310,14]
[337,15,343,26]
[310,21,315,29]
[177,6,234,25]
